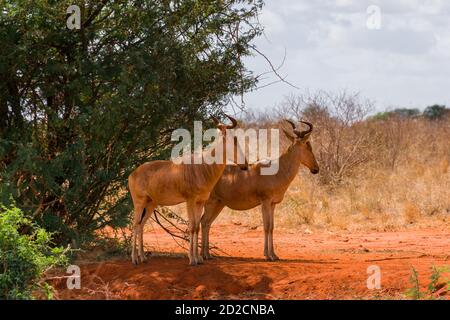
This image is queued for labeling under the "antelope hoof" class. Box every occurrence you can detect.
[202,252,213,260]
[189,255,199,266]
[265,254,280,262]
[202,251,213,260]
[197,256,204,264]
[269,255,280,261]
[189,260,198,266]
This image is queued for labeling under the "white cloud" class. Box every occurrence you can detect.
[259,9,287,36]
[240,0,450,112]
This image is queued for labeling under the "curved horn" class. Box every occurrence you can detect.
[285,119,296,130]
[224,114,237,129]
[282,128,296,140]
[211,115,221,126]
[294,120,313,138]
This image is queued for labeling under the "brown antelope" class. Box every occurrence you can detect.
[200,120,319,261]
[128,115,248,265]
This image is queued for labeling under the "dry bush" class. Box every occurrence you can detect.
[403,202,421,224]
[372,118,412,170]
[215,92,450,232]
[276,91,377,184]
[297,116,449,231]
[161,93,449,232]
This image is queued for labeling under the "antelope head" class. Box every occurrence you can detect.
[212,114,248,170]
[283,120,320,175]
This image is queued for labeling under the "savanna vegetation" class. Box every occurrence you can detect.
[1,0,449,300]
[0,0,263,298]
[216,91,450,232]
[0,0,263,244]
[0,203,67,299]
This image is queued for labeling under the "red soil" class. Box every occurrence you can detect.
[53,224,450,299]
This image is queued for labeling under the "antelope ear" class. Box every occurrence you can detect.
[282,128,296,142]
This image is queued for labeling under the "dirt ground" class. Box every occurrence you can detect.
[53,224,450,300]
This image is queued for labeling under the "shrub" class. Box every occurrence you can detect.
[423,105,448,120]
[0,0,263,246]
[391,108,421,119]
[406,266,450,300]
[0,203,68,299]
[276,91,376,184]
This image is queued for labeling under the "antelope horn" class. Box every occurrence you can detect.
[224,114,237,129]
[285,119,296,130]
[211,115,221,126]
[294,120,313,138]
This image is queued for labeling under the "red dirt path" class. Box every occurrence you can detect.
[53,225,450,299]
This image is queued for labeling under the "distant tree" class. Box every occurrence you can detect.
[276,91,375,184]
[369,111,391,121]
[391,108,421,119]
[0,0,263,246]
[369,108,420,121]
[423,105,448,120]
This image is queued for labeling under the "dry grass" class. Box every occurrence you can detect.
[212,114,450,232]
[144,107,450,234]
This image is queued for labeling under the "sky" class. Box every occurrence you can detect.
[240,0,450,113]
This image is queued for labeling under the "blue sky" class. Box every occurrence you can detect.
[239,0,450,113]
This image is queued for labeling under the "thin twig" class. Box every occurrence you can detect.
[250,45,299,90]
[151,208,229,256]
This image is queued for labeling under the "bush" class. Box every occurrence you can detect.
[406,266,450,299]
[0,203,68,299]
[0,0,263,246]
[391,108,421,119]
[276,91,376,184]
[423,105,448,120]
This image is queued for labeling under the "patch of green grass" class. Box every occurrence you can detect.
[0,203,68,299]
[405,265,450,300]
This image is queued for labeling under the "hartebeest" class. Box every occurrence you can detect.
[128,115,248,265]
[200,120,319,261]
